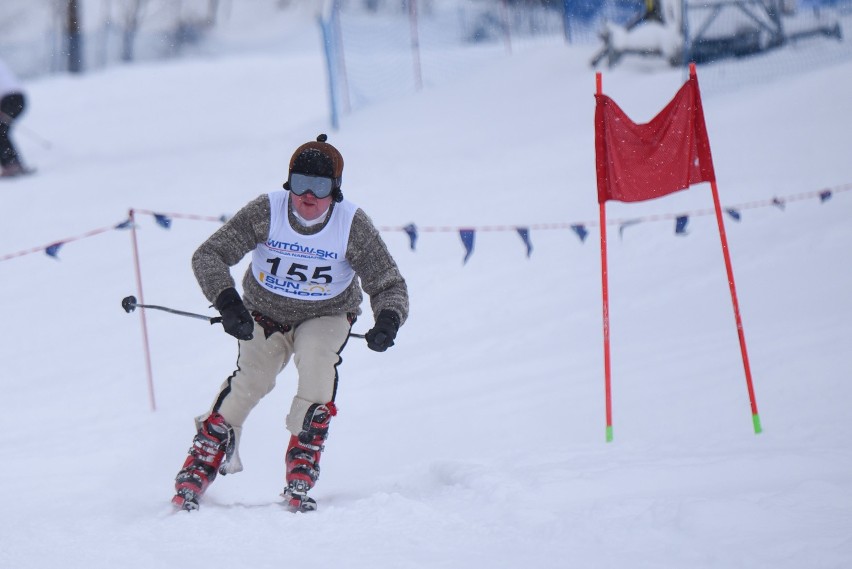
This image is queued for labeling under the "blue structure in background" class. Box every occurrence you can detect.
[563,0,605,23]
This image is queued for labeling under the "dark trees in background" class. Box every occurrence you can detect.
[67,0,83,73]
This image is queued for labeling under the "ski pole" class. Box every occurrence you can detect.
[0,111,52,149]
[122,295,221,324]
[121,295,367,338]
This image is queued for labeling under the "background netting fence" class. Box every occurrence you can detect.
[321,0,852,124]
[324,0,569,118]
[1,0,849,112]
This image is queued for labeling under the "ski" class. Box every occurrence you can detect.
[169,493,318,513]
[0,166,35,179]
[171,488,201,512]
[281,489,317,513]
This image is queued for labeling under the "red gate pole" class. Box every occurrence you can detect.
[600,202,613,442]
[689,63,761,434]
[708,181,762,434]
[596,72,614,442]
[128,208,157,411]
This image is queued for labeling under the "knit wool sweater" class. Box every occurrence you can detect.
[192,193,409,328]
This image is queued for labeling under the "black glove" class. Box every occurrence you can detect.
[365,310,400,352]
[215,287,254,341]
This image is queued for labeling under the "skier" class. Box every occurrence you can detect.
[0,57,32,178]
[172,134,409,512]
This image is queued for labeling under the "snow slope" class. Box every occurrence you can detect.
[1,6,851,569]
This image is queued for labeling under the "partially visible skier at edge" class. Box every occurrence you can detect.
[172,134,409,512]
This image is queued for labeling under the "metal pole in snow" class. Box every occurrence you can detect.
[409,0,423,91]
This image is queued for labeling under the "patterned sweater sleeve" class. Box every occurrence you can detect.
[191,195,271,304]
[347,209,409,325]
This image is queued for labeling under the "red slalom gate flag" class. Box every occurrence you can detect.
[594,65,763,442]
[595,73,716,203]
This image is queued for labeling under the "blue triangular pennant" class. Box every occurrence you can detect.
[571,224,588,243]
[618,219,641,239]
[726,208,741,221]
[403,223,418,251]
[154,214,172,229]
[675,215,689,235]
[516,227,533,258]
[772,197,785,210]
[459,229,475,264]
[45,242,63,258]
[819,190,832,202]
[218,214,231,223]
[114,219,134,230]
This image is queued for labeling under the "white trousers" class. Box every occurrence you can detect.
[195,313,352,473]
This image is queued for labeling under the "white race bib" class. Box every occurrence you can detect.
[252,192,356,301]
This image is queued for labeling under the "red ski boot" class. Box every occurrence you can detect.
[172,412,234,511]
[281,402,337,512]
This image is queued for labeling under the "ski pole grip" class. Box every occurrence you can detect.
[121,295,138,313]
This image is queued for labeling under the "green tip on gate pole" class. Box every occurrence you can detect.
[752,414,763,434]
[606,425,613,443]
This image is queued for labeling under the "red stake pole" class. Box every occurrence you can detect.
[688,62,761,434]
[708,181,762,434]
[596,72,614,442]
[600,202,613,442]
[128,209,157,411]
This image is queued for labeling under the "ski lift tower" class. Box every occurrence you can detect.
[683,0,841,64]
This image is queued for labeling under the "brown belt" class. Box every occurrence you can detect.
[251,311,292,339]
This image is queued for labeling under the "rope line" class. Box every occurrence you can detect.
[1,183,849,262]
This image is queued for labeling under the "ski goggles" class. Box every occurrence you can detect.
[288,173,336,199]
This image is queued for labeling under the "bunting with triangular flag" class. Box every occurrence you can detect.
[459,229,475,264]
[1,185,849,268]
[403,223,418,251]
[516,227,533,258]
[571,224,588,243]
[618,219,642,239]
[45,243,62,259]
[154,214,172,229]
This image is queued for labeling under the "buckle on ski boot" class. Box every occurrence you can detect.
[172,487,202,511]
[171,413,234,511]
[281,483,317,513]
